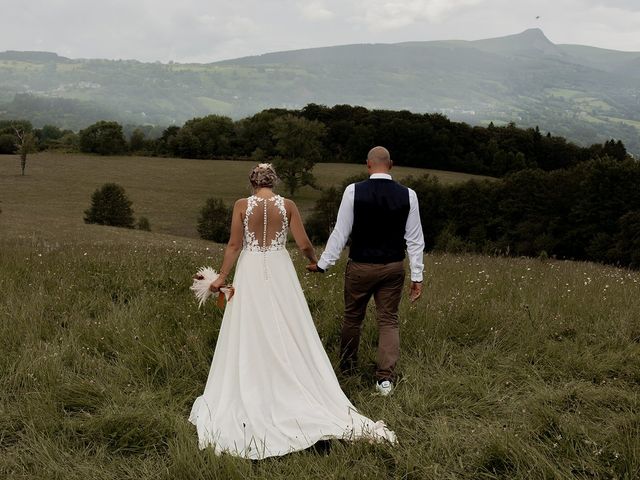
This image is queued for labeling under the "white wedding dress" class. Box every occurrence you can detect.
[189,194,396,460]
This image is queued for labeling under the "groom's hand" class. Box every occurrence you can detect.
[409,281,423,303]
[306,263,324,273]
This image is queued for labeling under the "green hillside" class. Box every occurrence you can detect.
[0,153,491,241]
[2,197,639,479]
[1,29,639,154]
[1,150,639,478]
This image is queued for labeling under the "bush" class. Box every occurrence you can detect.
[84,183,135,228]
[434,224,472,253]
[197,198,231,242]
[129,128,146,153]
[304,186,342,244]
[612,211,640,268]
[304,174,367,244]
[137,216,151,231]
[79,121,127,155]
[0,133,16,154]
[58,132,80,152]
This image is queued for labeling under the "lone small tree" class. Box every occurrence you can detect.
[270,115,325,196]
[137,216,151,231]
[197,198,232,243]
[9,123,36,176]
[84,183,135,228]
[129,128,146,153]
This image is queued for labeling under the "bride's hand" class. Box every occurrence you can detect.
[209,277,225,292]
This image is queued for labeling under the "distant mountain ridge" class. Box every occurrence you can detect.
[0,51,72,63]
[0,29,639,153]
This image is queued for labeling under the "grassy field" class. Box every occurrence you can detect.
[1,154,639,479]
[0,153,490,241]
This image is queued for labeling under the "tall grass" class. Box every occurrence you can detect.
[1,232,639,479]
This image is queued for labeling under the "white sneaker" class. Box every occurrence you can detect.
[375,380,394,396]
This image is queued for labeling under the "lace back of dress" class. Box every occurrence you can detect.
[243,195,288,253]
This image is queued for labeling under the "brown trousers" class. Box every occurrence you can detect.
[341,259,405,381]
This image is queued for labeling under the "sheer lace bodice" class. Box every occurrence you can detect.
[243,195,289,252]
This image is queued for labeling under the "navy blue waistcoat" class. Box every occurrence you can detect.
[349,179,410,264]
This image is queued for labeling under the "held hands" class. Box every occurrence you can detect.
[306,263,324,273]
[409,281,423,303]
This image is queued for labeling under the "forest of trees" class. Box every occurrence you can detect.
[2,104,630,178]
[420,157,640,268]
[151,104,631,177]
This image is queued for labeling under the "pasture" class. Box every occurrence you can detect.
[1,153,638,479]
[0,153,490,241]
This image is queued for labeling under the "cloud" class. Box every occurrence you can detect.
[299,1,335,20]
[354,0,486,30]
[550,3,640,50]
[578,0,640,10]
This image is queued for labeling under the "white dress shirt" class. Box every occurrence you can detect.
[317,173,425,282]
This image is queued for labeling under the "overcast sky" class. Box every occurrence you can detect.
[1,0,639,63]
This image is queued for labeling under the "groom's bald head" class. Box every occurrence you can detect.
[367,146,392,173]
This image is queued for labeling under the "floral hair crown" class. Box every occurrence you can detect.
[250,163,278,187]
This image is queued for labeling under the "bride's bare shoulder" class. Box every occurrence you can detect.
[283,197,298,211]
[233,197,248,211]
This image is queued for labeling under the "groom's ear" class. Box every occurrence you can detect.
[389,159,393,170]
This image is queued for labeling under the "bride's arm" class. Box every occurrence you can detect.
[286,200,318,264]
[210,199,244,291]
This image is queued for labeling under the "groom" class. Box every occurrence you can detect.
[308,146,425,396]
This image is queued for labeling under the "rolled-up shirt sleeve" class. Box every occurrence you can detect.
[317,184,355,271]
[405,188,425,282]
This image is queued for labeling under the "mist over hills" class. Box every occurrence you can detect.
[1,29,639,153]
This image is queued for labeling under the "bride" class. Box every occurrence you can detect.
[189,163,396,460]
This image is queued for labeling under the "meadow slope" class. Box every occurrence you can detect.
[1,154,638,479]
[1,230,638,479]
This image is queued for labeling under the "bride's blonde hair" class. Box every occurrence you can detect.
[249,163,279,189]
